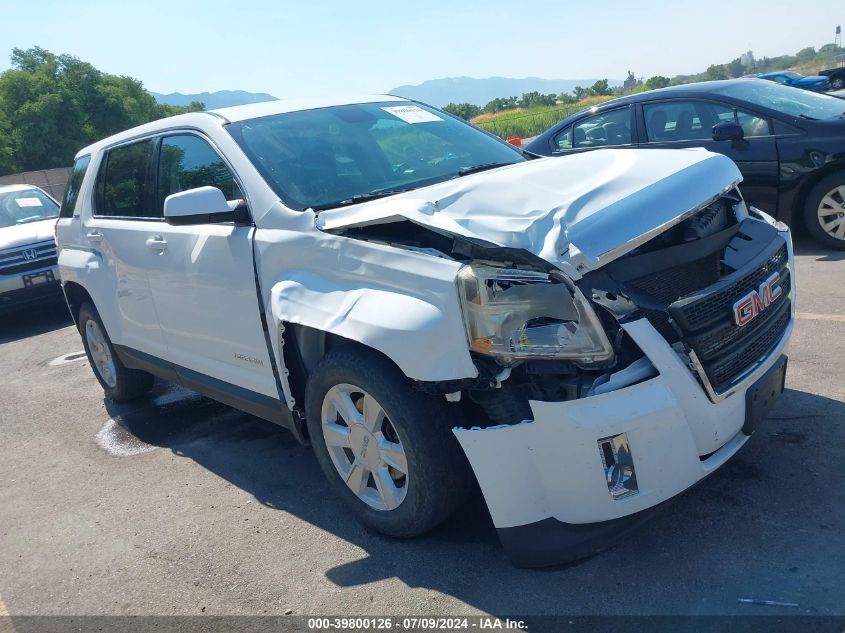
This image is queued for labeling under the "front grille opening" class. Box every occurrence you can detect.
[605,206,791,398]
[627,253,721,305]
[0,256,58,276]
[704,302,790,392]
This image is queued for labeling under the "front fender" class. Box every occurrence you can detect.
[267,270,478,383]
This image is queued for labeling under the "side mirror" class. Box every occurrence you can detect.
[163,186,250,226]
[712,121,744,142]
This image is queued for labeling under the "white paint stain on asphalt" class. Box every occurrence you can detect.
[95,417,157,457]
[796,312,845,323]
[47,351,87,366]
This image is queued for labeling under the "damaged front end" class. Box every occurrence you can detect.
[316,150,794,567]
[450,195,793,567]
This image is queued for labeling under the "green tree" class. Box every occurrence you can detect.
[556,92,577,104]
[0,46,205,176]
[726,58,746,78]
[572,85,590,101]
[518,91,557,108]
[589,79,612,96]
[705,64,729,81]
[795,46,816,62]
[482,96,519,114]
[644,75,670,90]
[442,102,481,120]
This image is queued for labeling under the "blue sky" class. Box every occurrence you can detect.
[0,0,841,97]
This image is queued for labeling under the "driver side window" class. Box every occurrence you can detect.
[157,134,243,213]
[558,108,632,150]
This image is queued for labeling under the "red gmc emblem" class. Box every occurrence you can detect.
[733,272,783,326]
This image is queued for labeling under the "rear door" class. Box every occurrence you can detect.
[636,99,780,213]
[145,132,277,398]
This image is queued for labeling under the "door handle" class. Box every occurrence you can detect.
[86,230,103,243]
[146,235,167,252]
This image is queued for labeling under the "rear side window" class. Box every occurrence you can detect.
[96,140,155,218]
[60,155,91,218]
[157,134,242,211]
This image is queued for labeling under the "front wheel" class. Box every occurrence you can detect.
[804,173,845,250]
[305,346,470,538]
[78,302,155,401]
[830,76,844,90]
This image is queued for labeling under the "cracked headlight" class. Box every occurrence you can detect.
[457,264,614,366]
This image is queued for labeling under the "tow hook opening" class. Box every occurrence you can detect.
[598,433,639,500]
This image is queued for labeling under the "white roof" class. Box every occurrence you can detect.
[0,184,42,193]
[75,94,409,158]
[209,94,407,122]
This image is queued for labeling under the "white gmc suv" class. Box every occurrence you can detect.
[56,96,794,567]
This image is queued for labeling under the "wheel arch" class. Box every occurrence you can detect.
[791,162,845,230]
[266,273,478,392]
[62,280,93,326]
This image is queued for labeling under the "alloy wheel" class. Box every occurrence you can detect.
[817,185,845,242]
[320,383,409,511]
[85,319,117,388]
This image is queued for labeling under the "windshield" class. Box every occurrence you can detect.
[226,101,525,210]
[0,188,60,228]
[713,81,845,120]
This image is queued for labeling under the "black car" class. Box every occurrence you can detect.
[526,79,845,249]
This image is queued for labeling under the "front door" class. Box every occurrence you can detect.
[637,99,780,214]
[145,132,278,398]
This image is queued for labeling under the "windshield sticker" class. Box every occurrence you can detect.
[15,197,43,208]
[382,105,443,124]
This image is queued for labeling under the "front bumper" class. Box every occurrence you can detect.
[0,264,62,313]
[454,310,793,567]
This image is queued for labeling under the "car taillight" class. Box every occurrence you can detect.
[54,218,60,242]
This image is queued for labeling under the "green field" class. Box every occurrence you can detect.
[471,96,616,140]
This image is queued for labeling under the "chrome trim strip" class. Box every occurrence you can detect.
[593,181,741,267]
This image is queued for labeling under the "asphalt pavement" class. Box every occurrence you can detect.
[0,238,843,618]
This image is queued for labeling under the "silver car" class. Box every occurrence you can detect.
[0,184,62,314]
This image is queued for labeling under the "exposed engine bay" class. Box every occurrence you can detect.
[322,190,790,427]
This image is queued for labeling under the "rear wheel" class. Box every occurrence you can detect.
[830,76,844,90]
[804,173,845,250]
[78,302,155,401]
[305,346,470,538]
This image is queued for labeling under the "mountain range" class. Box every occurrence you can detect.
[389,76,623,107]
[148,76,625,111]
[149,90,278,110]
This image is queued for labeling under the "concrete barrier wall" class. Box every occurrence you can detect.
[0,167,72,201]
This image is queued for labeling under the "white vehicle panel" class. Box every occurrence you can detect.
[145,222,278,397]
[316,148,742,273]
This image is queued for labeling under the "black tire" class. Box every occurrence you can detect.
[803,172,845,250]
[305,345,471,538]
[78,302,155,401]
[830,76,844,90]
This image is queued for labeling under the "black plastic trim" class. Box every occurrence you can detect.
[114,345,294,430]
[498,502,669,568]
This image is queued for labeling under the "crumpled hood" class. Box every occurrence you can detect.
[316,148,742,273]
[0,219,57,251]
